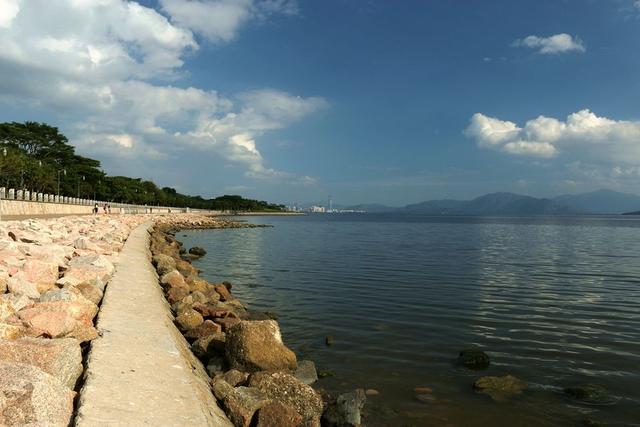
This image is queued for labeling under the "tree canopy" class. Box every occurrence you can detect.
[0,122,284,211]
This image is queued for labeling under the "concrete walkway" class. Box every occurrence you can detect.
[75,222,232,426]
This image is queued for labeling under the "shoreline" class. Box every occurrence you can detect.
[150,216,365,427]
[0,213,360,426]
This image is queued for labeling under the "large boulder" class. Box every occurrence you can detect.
[0,338,82,389]
[0,361,75,426]
[473,375,528,402]
[75,282,104,305]
[248,371,323,427]
[184,319,222,340]
[18,300,98,341]
[225,320,297,372]
[191,333,226,359]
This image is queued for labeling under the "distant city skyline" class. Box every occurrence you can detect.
[1,0,639,205]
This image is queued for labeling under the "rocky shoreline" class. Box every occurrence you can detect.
[150,216,367,427]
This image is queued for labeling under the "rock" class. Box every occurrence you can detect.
[0,361,75,426]
[473,375,528,402]
[191,333,226,359]
[413,387,433,394]
[185,319,222,340]
[222,369,249,387]
[457,349,490,370]
[189,278,212,294]
[0,293,32,311]
[0,270,8,293]
[0,323,26,339]
[22,259,59,293]
[189,290,209,305]
[176,259,197,277]
[365,389,379,396]
[7,272,40,299]
[248,371,323,427]
[214,316,241,332]
[211,378,234,401]
[152,254,177,276]
[564,384,616,405]
[73,237,100,252]
[175,309,204,332]
[0,298,17,322]
[0,337,82,389]
[39,286,94,307]
[160,270,187,290]
[322,389,366,427]
[414,393,435,403]
[75,282,104,305]
[214,284,232,301]
[226,320,297,372]
[189,246,207,257]
[295,360,318,385]
[18,300,98,341]
[325,336,334,346]
[222,386,271,427]
[255,401,302,427]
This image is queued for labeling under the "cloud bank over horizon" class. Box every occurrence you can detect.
[0,0,323,186]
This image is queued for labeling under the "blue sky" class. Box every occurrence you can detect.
[1,0,639,206]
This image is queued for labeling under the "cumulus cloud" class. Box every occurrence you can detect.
[513,33,585,54]
[0,0,321,184]
[466,110,640,163]
[160,0,298,42]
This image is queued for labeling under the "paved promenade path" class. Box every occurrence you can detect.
[75,221,232,426]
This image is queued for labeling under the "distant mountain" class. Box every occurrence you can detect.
[344,203,399,213]
[553,189,640,215]
[623,211,640,215]
[402,192,579,216]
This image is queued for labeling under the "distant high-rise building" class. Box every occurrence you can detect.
[328,195,333,212]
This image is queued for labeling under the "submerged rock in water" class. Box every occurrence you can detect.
[473,375,527,402]
[456,348,490,370]
[189,246,207,257]
[564,384,616,406]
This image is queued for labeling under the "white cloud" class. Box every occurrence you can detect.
[0,0,320,184]
[466,110,640,163]
[513,33,585,54]
[0,0,20,28]
[160,0,298,42]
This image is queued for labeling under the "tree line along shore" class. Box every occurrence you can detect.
[0,121,285,212]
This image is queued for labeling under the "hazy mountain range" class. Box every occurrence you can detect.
[333,189,640,215]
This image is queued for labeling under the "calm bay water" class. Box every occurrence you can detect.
[180,214,640,426]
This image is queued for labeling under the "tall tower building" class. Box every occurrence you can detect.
[328,195,333,212]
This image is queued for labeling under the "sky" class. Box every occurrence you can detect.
[0,0,639,206]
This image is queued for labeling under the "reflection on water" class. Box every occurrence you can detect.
[180,214,640,426]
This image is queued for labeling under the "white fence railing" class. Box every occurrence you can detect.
[0,186,215,214]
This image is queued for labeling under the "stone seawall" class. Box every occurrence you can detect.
[0,199,94,216]
[76,221,231,426]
